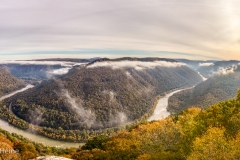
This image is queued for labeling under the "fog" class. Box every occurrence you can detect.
[88,61,185,70]
[213,65,237,75]
[60,89,96,127]
[47,67,72,76]
[110,112,128,125]
[199,63,214,66]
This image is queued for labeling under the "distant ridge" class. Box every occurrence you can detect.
[88,57,177,66]
[33,58,92,63]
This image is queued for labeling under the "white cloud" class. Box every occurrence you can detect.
[48,67,72,75]
[87,60,185,70]
[213,65,237,75]
[199,63,214,67]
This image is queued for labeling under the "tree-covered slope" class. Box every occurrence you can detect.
[0,69,26,97]
[2,87,240,159]
[72,90,240,160]
[2,58,202,135]
[168,65,240,114]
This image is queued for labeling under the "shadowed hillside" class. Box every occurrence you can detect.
[168,65,240,114]
[0,69,26,97]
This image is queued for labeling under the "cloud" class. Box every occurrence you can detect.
[199,63,214,66]
[87,60,185,70]
[1,0,240,60]
[47,67,72,76]
[212,65,237,75]
[110,112,128,125]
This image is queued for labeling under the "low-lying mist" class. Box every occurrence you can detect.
[199,63,214,67]
[87,61,185,70]
[54,79,96,128]
[212,65,238,76]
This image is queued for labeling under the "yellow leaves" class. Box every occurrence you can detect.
[105,137,141,152]
[0,135,13,147]
[72,150,94,160]
[237,89,240,101]
[136,154,152,160]
[188,127,235,160]
[72,91,240,159]
[183,108,202,117]
[0,136,20,160]
[177,108,201,127]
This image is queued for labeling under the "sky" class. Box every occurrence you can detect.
[1,0,240,60]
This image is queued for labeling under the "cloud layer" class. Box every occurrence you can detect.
[1,0,240,60]
[199,63,214,67]
[212,65,238,76]
[87,60,185,70]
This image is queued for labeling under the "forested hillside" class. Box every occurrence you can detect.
[168,65,240,114]
[1,58,202,141]
[71,90,240,160]
[2,90,240,159]
[0,69,26,97]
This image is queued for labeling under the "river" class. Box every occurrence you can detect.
[0,85,83,148]
[197,72,207,81]
[148,87,193,121]
[0,84,34,101]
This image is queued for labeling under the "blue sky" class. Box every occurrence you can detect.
[1,0,240,60]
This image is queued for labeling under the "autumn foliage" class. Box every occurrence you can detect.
[73,90,240,159]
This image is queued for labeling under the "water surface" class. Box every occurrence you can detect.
[148,87,194,121]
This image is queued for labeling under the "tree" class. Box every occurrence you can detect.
[187,127,234,160]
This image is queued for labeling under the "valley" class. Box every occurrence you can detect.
[0,58,202,142]
[1,58,240,159]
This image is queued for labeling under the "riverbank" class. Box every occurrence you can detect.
[148,86,195,121]
[0,85,84,148]
[0,84,34,101]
